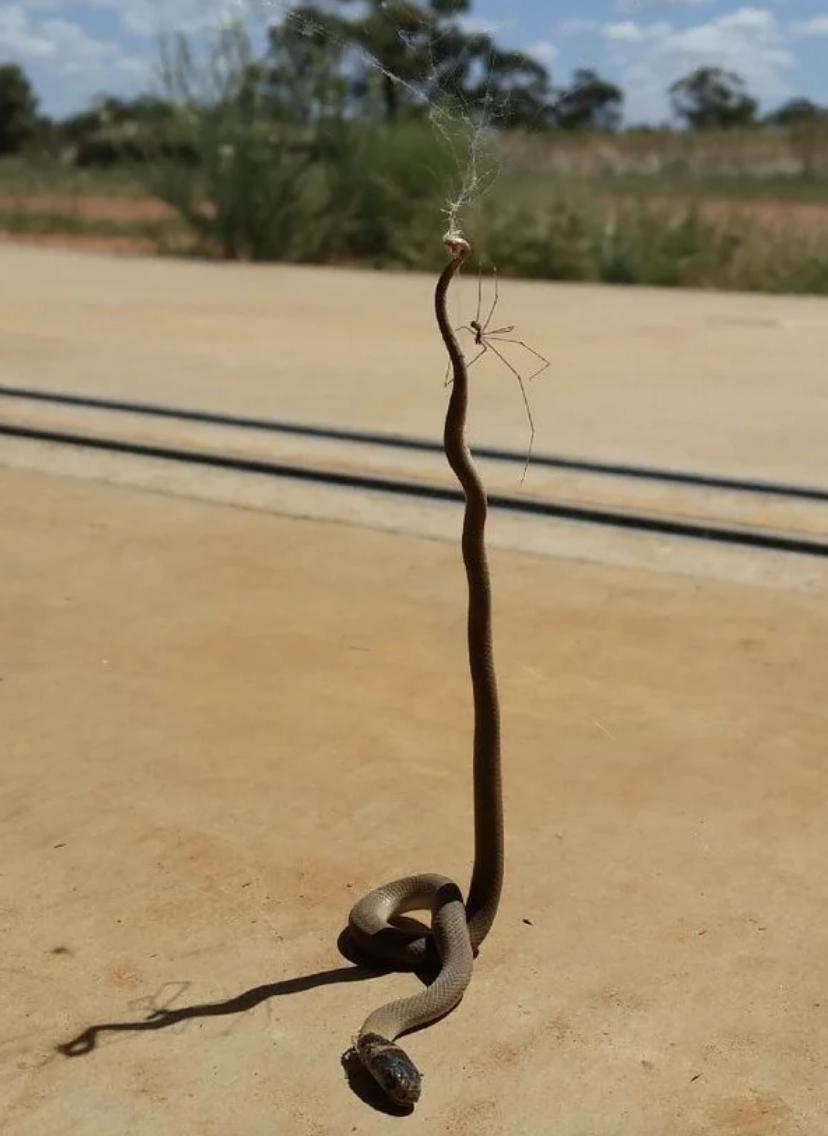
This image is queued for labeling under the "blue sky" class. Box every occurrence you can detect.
[2,0,828,123]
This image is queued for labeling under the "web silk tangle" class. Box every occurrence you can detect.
[249,0,505,235]
[228,3,548,477]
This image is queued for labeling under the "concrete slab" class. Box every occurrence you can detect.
[2,245,828,486]
[2,466,827,1136]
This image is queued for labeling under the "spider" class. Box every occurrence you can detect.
[448,266,550,483]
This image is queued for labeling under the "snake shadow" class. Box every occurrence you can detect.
[54,928,442,1117]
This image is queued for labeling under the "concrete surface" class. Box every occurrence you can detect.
[1,247,828,1135]
[2,245,828,486]
[2,467,827,1136]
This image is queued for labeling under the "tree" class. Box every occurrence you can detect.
[0,62,39,154]
[764,97,824,128]
[59,94,175,143]
[761,98,828,180]
[267,1,555,128]
[669,67,757,130]
[553,68,623,132]
[249,15,353,129]
[463,46,554,128]
[149,22,337,260]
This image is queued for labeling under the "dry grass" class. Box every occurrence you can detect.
[497,127,828,188]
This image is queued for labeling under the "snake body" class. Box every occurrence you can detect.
[348,235,504,1109]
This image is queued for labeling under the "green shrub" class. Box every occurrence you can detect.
[141,22,329,261]
[471,188,828,293]
[319,122,458,268]
[482,199,595,281]
[148,117,320,261]
[592,201,746,287]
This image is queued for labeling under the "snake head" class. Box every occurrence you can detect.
[443,231,471,263]
[357,1032,422,1110]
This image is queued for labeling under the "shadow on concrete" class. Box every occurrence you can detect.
[54,928,434,1116]
[56,959,382,1060]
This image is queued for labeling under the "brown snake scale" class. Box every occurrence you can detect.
[347,235,504,1109]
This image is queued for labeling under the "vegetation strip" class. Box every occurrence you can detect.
[4,16,828,290]
[2,384,826,505]
[2,421,827,560]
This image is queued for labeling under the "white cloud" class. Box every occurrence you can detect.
[0,0,281,115]
[616,0,714,10]
[790,15,828,36]
[601,7,795,121]
[528,39,558,65]
[457,15,512,38]
[0,4,52,58]
[13,0,256,38]
[0,4,142,72]
[604,20,673,42]
[559,19,599,36]
[0,2,148,110]
[46,18,146,78]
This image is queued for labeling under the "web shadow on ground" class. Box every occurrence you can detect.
[54,929,429,1116]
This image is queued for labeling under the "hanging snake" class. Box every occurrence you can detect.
[347,234,504,1110]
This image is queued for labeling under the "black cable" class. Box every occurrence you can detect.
[2,421,827,560]
[1,384,826,503]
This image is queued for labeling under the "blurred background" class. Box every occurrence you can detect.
[2,0,828,292]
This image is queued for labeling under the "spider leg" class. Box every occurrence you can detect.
[486,335,551,383]
[484,340,537,485]
[445,331,487,387]
[465,345,487,369]
[478,266,501,337]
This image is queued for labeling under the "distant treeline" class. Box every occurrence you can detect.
[1,0,827,166]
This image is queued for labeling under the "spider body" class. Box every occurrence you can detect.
[468,317,514,348]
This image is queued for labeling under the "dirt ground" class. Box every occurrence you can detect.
[1,248,828,1135]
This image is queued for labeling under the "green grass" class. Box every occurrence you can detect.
[606,173,828,204]
[0,157,149,196]
[0,207,183,241]
[472,190,828,294]
[501,170,828,207]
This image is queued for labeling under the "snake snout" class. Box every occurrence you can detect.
[357,1032,422,1109]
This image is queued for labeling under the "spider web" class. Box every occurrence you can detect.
[141,0,583,246]
[248,1,549,472]
[162,0,550,475]
[192,0,538,239]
